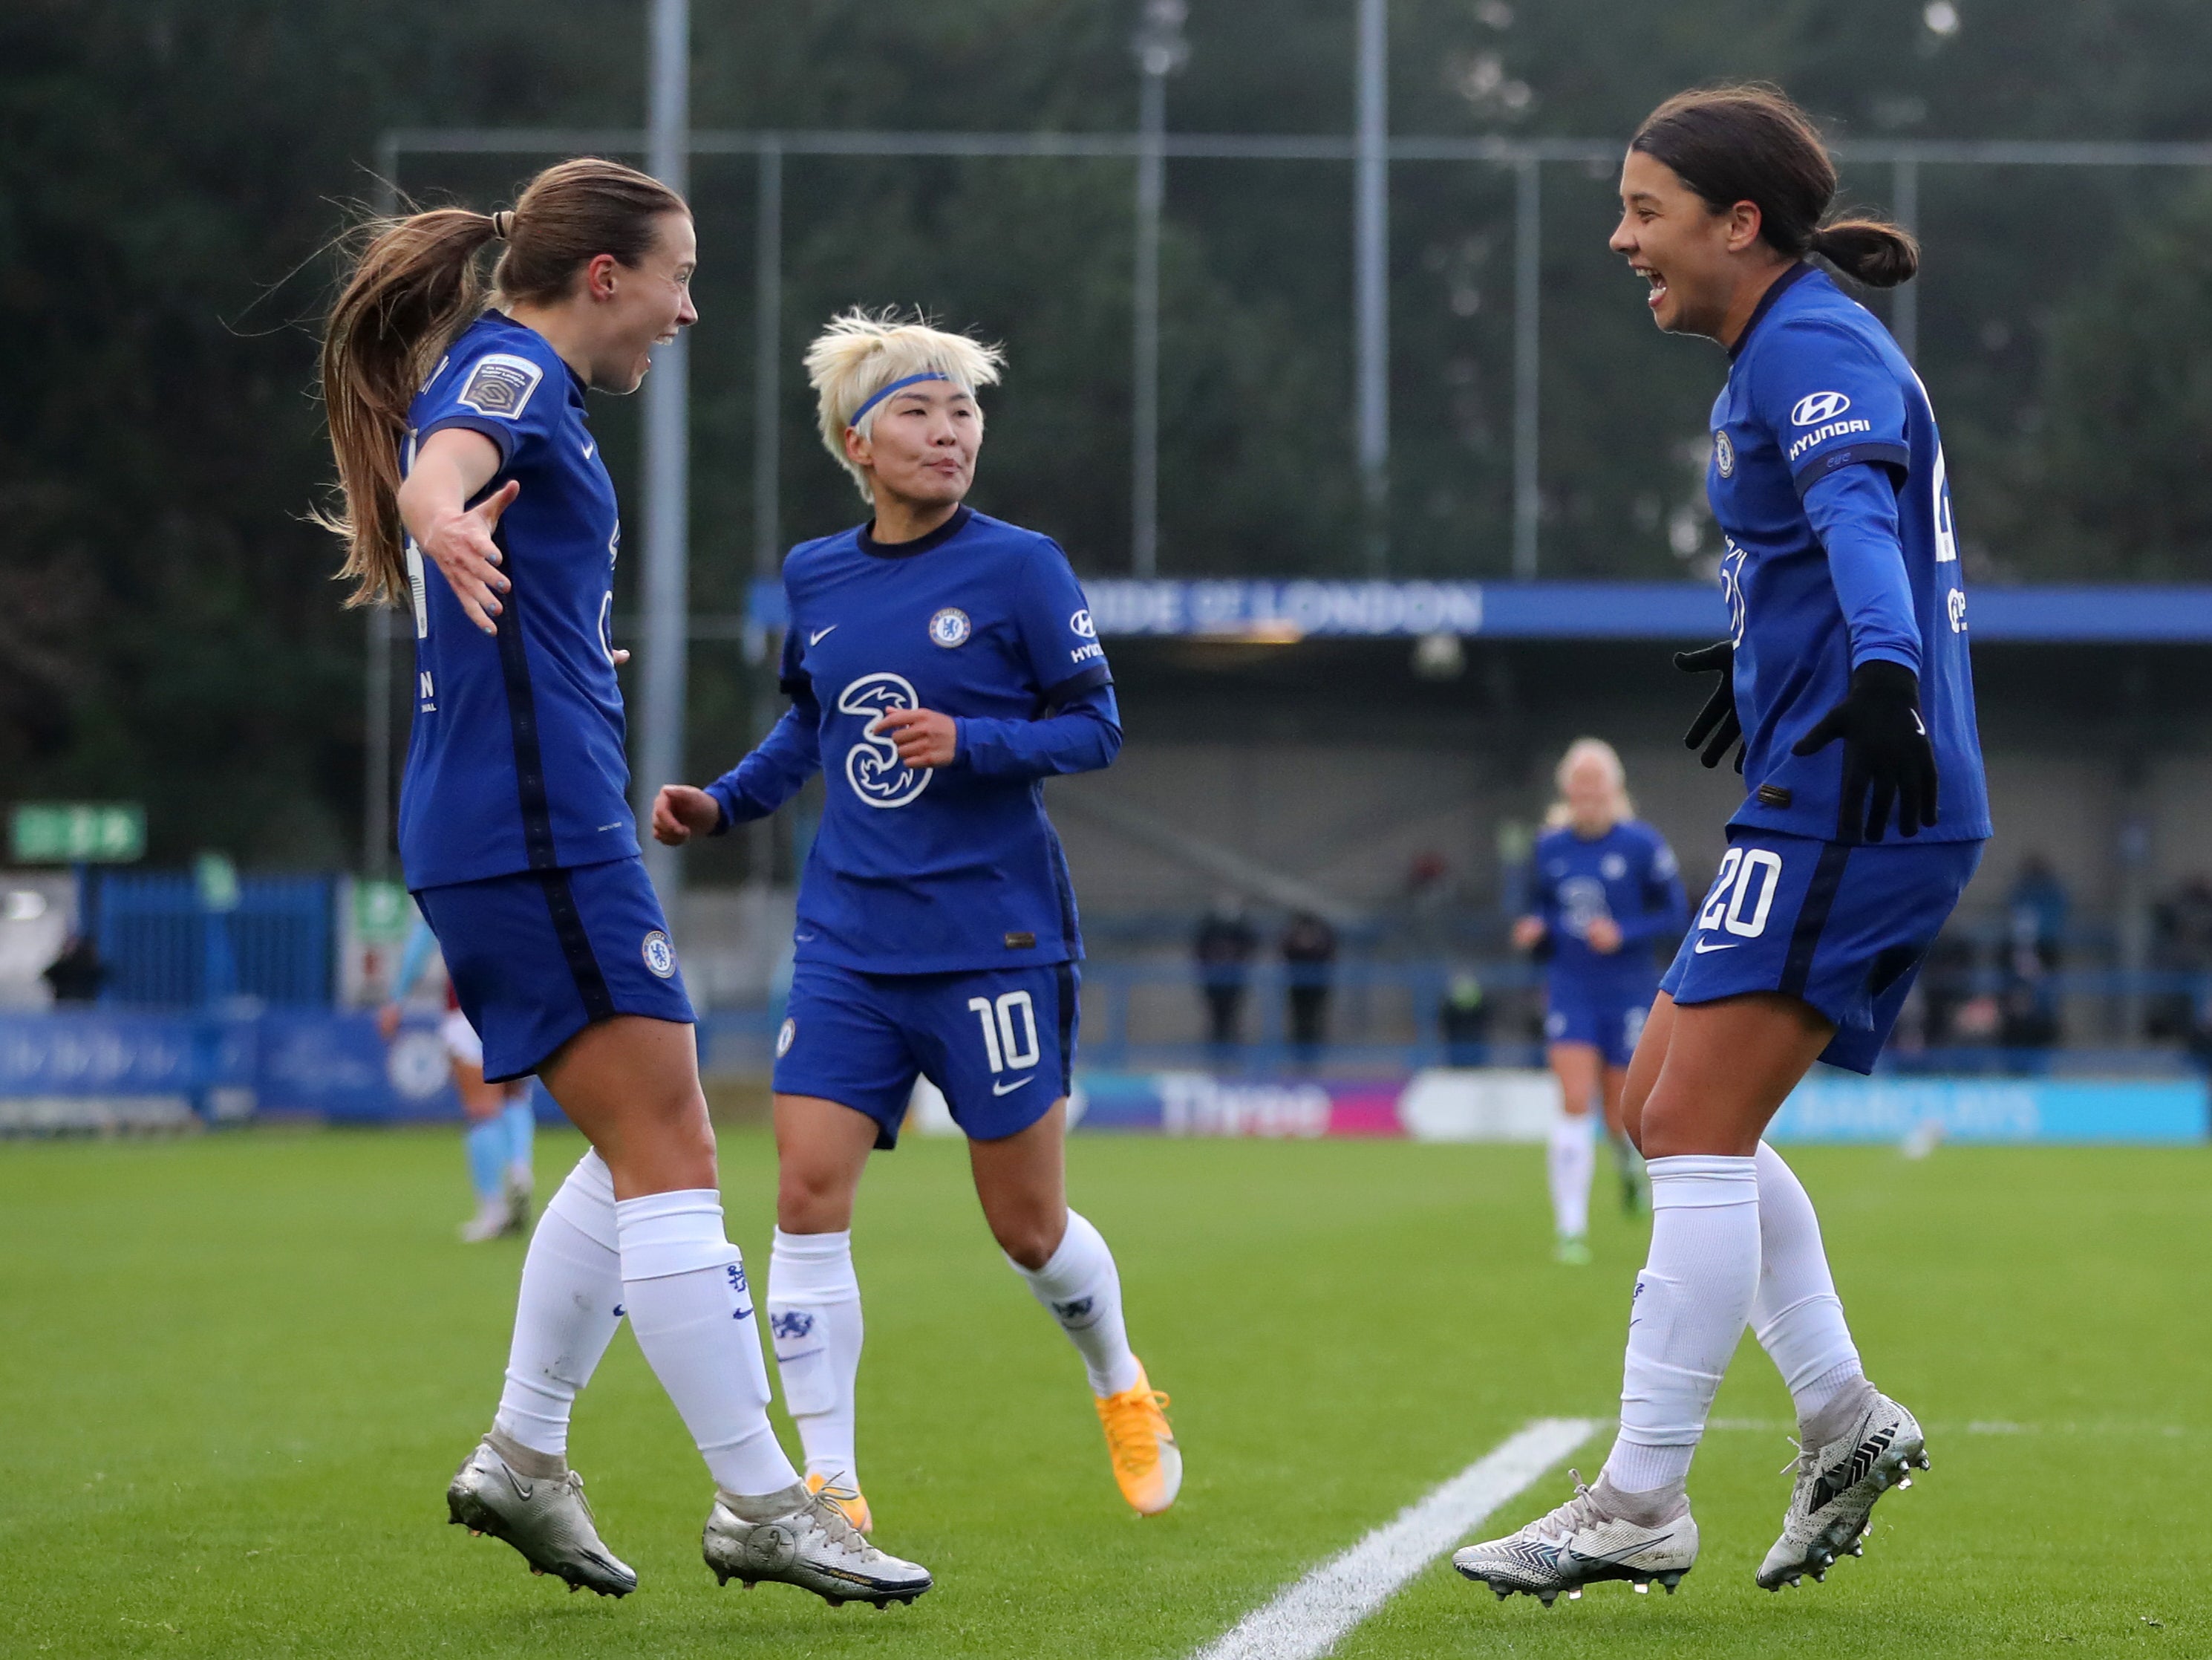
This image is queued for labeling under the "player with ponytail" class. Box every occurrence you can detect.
[319,158,930,1609]
[1455,85,1988,1608]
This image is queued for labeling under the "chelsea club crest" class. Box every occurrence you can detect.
[928,607,972,648]
[1714,429,1736,478]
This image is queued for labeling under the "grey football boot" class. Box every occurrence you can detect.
[1758,1387,1929,1590]
[446,1429,637,1597]
[702,1480,932,1608]
[1454,1469,1697,1607]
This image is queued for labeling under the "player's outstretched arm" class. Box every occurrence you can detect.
[396,428,512,636]
[687,691,825,837]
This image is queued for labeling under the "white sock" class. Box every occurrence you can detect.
[1601,1154,1761,1497]
[767,1228,864,1488]
[1547,1112,1596,1239]
[493,1151,623,1459]
[1749,1142,1867,1425]
[616,1189,800,1498]
[1009,1211,1143,1397]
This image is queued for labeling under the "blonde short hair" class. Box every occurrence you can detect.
[1543,736,1636,829]
[803,307,1005,502]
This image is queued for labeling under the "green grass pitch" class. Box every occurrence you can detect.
[1,1124,2207,1657]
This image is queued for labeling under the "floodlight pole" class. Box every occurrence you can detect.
[1132,2,1188,579]
[636,0,691,914]
[1354,0,1389,573]
[1510,157,1540,578]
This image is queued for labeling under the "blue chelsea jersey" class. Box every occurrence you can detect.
[1530,820,1688,989]
[397,312,639,890]
[1709,264,1990,844]
[770,507,1115,974]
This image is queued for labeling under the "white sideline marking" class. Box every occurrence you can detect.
[1190,1417,1602,1660]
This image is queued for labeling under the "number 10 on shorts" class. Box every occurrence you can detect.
[968,991,1041,1073]
[1698,846,1782,938]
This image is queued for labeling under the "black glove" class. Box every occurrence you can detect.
[1790,660,1939,842]
[1673,641,1743,772]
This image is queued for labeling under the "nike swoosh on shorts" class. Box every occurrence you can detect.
[991,1076,1037,1096]
[1693,937,1740,953]
[810,625,837,645]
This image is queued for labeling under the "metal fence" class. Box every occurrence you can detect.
[93,873,334,1010]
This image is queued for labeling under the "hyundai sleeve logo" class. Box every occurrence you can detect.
[1069,608,1097,639]
[1789,391,1852,426]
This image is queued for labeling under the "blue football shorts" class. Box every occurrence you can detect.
[415,856,695,1084]
[774,959,1079,1150]
[1660,828,1985,1074]
[1544,980,1654,1069]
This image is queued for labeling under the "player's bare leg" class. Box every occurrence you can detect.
[975,1102,1179,1514]
[1599,1060,1646,1216]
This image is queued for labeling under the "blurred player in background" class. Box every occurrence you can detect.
[655,310,1178,1526]
[320,160,927,1607]
[1458,84,1988,1607]
[377,912,537,1241]
[1514,739,1686,1260]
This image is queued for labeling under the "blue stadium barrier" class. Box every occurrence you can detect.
[92,872,333,1009]
[748,578,2212,642]
[0,1009,530,1129]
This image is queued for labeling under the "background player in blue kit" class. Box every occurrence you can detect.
[654,310,1180,1523]
[1515,739,1686,1259]
[1457,86,1989,1608]
[319,159,928,1608]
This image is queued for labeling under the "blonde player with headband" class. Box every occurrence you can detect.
[1513,739,1688,1260]
[655,310,1179,1525]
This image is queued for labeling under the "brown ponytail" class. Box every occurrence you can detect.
[318,157,688,607]
[1631,84,1920,290]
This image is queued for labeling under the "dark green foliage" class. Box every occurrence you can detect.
[5,1,2212,863]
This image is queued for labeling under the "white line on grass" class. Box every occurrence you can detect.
[1190,1416,1602,1660]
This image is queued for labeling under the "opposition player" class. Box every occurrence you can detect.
[319,160,927,1606]
[654,309,1178,1526]
[1514,739,1686,1260]
[1456,85,1987,1605]
[377,912,538,1240]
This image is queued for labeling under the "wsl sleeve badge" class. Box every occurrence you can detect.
[928,608,972,648]
[455,353,545,420]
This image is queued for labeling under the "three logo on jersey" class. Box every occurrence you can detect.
[816,605,1109,807]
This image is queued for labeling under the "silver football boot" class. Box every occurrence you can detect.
[1758,1387,1929,1590]
[1453,1470,1698,1607]
[446,1429,637,1597]
[702,1480,932,1608]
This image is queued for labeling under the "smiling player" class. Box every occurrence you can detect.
[655,310,1178,1525]
[320,160,928,1608]
[1455,85,1988,1607]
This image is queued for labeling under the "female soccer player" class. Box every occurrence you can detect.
[654,310,1178,1526]
[1514,739,1686,1261]
[1455,85,1987,1605]
[320,160,927,1607]
[376,912,537,1241]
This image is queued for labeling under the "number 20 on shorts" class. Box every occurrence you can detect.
[967,991,1041,1074]
[1698,847,1783,938]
